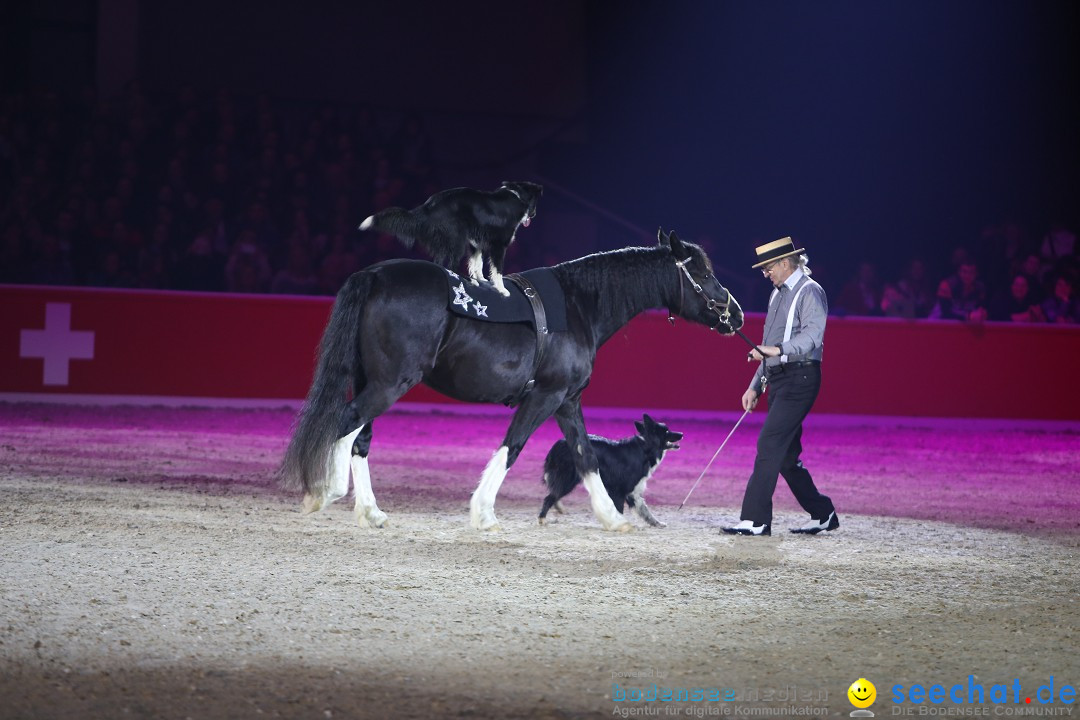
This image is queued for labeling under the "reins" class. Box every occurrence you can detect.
[669,257,767,355]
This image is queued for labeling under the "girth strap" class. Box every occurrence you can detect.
[505,273,549,406]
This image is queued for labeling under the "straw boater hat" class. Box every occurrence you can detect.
[751,236,805,269]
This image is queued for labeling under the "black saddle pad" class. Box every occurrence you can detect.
[444,267,567,332]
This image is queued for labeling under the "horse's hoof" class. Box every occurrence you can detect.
[471,507,501,531]
[357,508,389,528]
[472,515,501,532]
[538,517,546,525]
[613,522,634,533]
[301,493,323,514]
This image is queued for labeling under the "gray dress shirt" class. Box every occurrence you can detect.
[749,269,828,394]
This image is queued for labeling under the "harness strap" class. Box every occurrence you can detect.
[505,273,549,406]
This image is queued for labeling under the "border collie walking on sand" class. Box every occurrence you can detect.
[538,414,683,528]
[359,181,543,296]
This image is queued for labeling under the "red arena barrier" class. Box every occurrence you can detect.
[2,284,1078,420]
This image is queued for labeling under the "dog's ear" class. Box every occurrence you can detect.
[657,227,669,247]
[634,420,646,436]
[643,413,654,426]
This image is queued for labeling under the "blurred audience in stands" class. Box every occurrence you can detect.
[990,274,1046,323]
[880,258,935,319]
[0,84,436,296]
[0,85,1077,325]
[1041,274,1078,324]
[836,260,882,317]
[929,260,989,323]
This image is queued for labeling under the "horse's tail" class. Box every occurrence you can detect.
[359,207,418,249]
[279,271,372,496]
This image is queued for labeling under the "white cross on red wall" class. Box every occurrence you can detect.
[19,303,95,386]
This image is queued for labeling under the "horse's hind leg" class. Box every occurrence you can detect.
[350,422,388,528]
[306,378,415,521]
[302,425,360,514]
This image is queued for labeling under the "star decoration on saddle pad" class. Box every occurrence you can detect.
[452,282,474,311]
[473,303,488,317]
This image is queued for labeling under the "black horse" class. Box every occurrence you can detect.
[279,229,744,531]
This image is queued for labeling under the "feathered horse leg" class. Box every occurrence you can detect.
[349,422,387,528]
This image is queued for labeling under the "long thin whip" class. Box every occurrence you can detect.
[677,407,751,510]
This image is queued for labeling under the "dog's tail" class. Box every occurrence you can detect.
[279,270,372,498]
[359,208,421,249]
[541,439,576,492]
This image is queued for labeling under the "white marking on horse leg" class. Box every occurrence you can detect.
[327,427,360,504]
[582,471,631,532]
[470,447,508,531]
[467,250,483,285]
[488,259,510,297]
[303,426,360,512]
[352,454,388,528]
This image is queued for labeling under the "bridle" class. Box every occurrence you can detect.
[669,256,738,333]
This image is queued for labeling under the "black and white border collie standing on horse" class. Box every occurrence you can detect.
[279,229,743,532]
[358,181,543,297]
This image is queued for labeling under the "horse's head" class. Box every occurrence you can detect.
[658,228,744,334]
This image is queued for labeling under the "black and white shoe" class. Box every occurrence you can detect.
[789,511,839,535]
[721,520,771,536]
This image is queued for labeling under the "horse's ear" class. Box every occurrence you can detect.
[668,230,687,257]
[657,227,669,247]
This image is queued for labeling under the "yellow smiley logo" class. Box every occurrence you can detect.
[848,678,877,709]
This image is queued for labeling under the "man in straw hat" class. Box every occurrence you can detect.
[721,237,839,537]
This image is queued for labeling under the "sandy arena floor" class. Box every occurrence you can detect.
[0,402,1077,720]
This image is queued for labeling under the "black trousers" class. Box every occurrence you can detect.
[739,364,834,525]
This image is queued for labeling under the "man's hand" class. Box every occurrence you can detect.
[742,389,759,412]
[747,346,782,362]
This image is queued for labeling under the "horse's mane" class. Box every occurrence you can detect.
[551,245,676,308]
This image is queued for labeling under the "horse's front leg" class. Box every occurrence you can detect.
[470,393,564,531]
[555,402,632,532]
